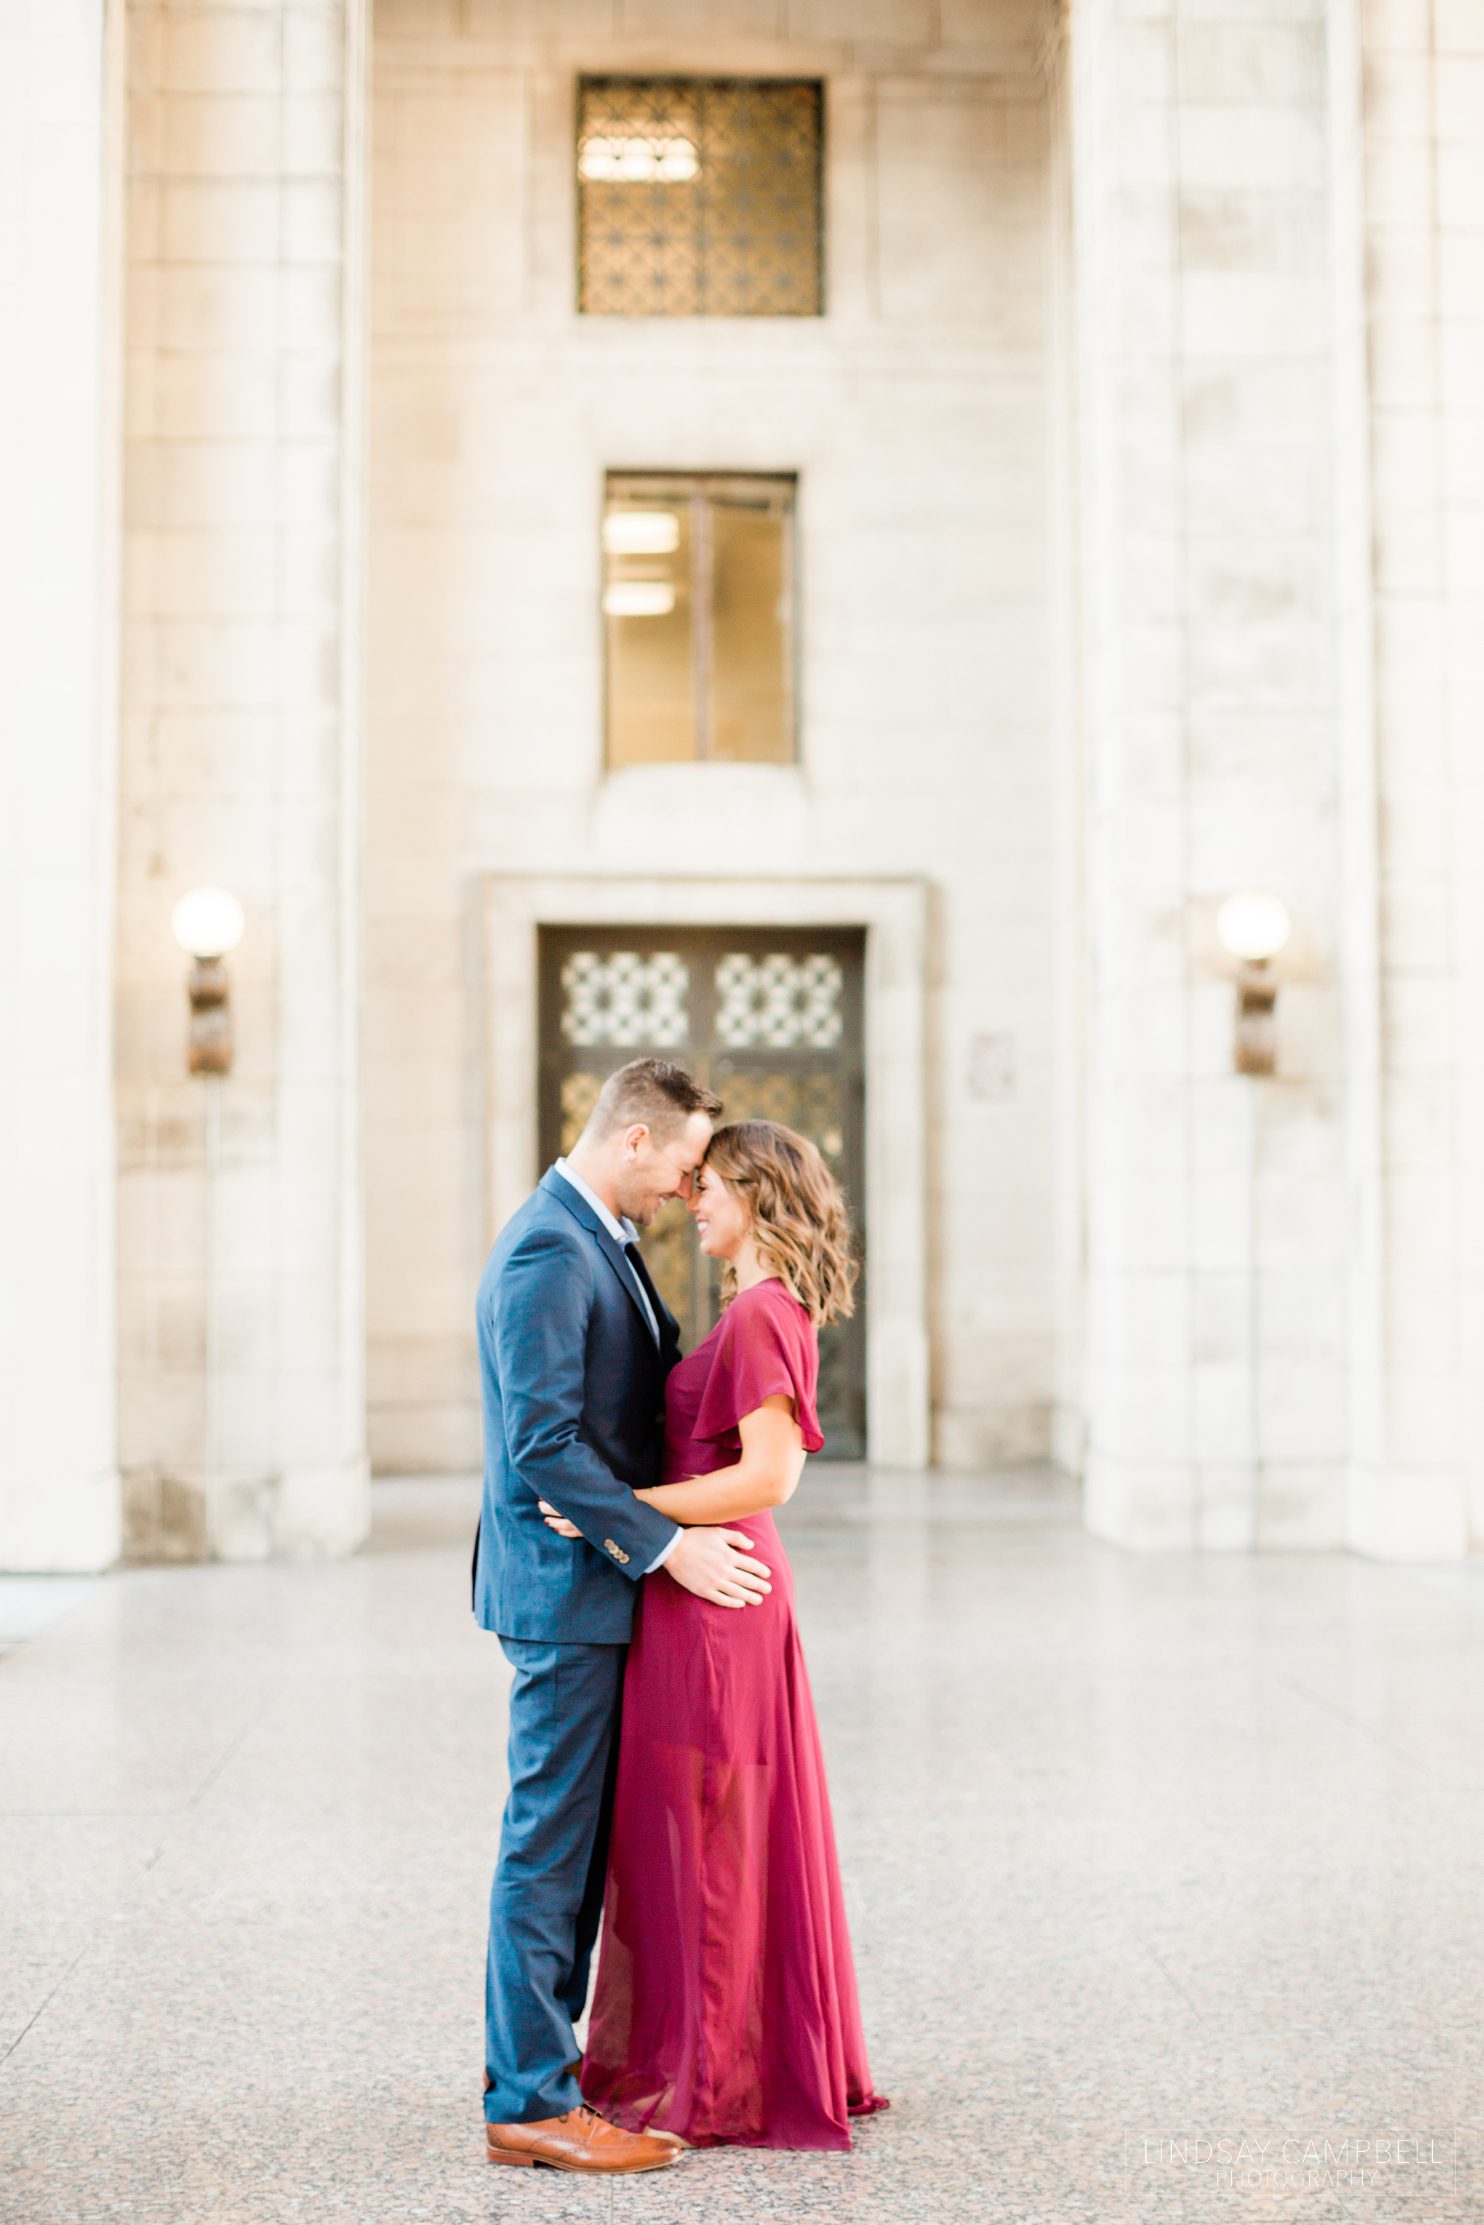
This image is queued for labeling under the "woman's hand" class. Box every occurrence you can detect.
[538,1500,583,1539]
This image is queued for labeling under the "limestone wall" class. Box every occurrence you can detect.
[1353,0,1484,1554]
[366,0,1060,1471]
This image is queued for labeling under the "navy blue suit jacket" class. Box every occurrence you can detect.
[471,1168,682,1643]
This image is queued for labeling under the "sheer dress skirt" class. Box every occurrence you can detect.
[581,1519,886,2148]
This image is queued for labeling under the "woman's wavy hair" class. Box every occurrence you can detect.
[704,1120,857,1329]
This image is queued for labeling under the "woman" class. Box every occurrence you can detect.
[542,1120,887,2149]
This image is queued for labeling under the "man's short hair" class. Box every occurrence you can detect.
[584,1058,723,1143]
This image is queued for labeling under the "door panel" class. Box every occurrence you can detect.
[538,926,866,1457]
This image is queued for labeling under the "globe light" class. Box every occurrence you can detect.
[1216,891,1291,966]
[171,887,246,962]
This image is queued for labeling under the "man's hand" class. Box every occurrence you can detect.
[666,1527,772,1609]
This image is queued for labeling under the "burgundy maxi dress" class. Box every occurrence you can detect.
[581,1276,887,2150]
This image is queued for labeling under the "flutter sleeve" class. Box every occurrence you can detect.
[692,1287,825,1456]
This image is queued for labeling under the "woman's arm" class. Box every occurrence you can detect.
[636,1397,807,1526]
[539,1398,807,1537]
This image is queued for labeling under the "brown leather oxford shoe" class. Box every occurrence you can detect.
[485,2104,682,2173]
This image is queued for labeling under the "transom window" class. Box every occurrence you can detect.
[577,77,824,318]
[603,472,797,769]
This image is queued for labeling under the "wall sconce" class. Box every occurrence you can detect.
[170,888,245,1076]
[1216,892,1291,1077]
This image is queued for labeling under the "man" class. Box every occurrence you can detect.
[472,1058,774,2174]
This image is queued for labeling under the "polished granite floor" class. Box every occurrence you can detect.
[1,1468,1481,2225]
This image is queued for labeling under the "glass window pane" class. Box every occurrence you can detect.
[604,490,694,767]
[708,493,792,764]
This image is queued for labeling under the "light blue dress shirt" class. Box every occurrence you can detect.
[553,1157,660,1343]
[552,1159,679,1573]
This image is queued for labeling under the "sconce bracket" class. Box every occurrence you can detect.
[187,956,233,1077]
[1234,961,1277,1077]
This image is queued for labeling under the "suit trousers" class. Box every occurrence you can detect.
[484,1637,625,2123]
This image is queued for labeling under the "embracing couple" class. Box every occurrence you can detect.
[471,1057,887,2173]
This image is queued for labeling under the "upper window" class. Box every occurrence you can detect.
[603,473,797,769]
[577,78,824,317]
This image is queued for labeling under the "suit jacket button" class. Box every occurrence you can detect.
[603,1538,631,1565]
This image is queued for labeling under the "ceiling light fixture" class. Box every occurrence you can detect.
[603,581,677,617]
[603,511,681,556]
[579,134,699,184]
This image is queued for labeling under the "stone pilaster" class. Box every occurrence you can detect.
[0,0,124,1571]
[1068,0,1353,1547]
[1348,0,1484,1556]
[118,0,368,1558]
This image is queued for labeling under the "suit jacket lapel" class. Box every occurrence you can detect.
[542,1166,671,1351]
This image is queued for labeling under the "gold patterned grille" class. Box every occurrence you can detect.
[713,1070,846,1168]
[539,926,866,1457]
[559,1072,603,1151]
[577,78,824,318]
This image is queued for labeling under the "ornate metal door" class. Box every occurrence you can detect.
[538,926,866,1457]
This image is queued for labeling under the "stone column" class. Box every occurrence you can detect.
[0,0,124,1571]
[1067,0,1354,1546]
[118,0,368,1558]
[1348,0,1484,1556]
